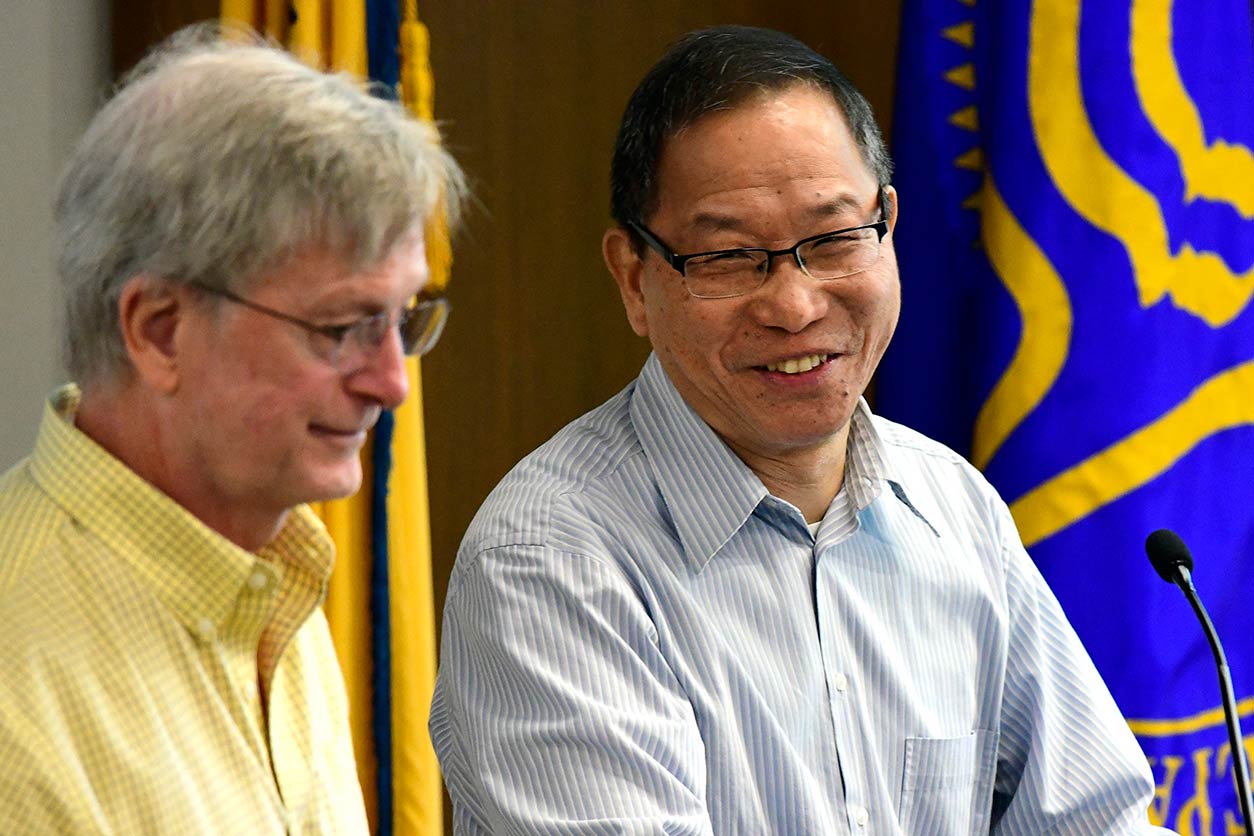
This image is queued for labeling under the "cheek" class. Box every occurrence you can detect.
[191,393,281,464]
[209,367,320,443]
[876,252,903,317]
[875,277,902,340]
[645,287,698,353]
[640,277,746,375]
[846,271,900,332]
[241,396,295,433]
[663,308,738,372]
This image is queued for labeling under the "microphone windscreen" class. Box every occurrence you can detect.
[1146,528,1194,583]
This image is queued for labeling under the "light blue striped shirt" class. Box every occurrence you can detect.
[431,354,1169,834]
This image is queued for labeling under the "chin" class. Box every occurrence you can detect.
[302,463,365,504]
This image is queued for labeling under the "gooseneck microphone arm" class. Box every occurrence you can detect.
[1145,529,1254,833]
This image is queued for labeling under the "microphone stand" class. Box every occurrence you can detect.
[1173,566,1254,832]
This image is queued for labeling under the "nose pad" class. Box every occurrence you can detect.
[767,249,810,279]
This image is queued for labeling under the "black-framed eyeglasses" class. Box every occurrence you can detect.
[628,186,891,299]
[190,281,449,372]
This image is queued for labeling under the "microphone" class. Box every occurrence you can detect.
[1145,528,1193,585]
[1145,529,1253,832]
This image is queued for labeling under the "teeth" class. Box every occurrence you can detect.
[766,354,828,374]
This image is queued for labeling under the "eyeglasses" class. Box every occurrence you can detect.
[190,281,449,372]
[628,187,891,299]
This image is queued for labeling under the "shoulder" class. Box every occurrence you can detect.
[872,413,972,469]
[871,413,1003,501]
[0,459,75,595]
[463,386,644,545]
[867,412,1020,558]
[0,463,153,669]
[451,384,665,590]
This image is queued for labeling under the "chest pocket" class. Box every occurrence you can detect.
[899,730,998,835]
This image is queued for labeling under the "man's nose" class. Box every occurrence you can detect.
[348,328,411,408]
[749,256,829,333]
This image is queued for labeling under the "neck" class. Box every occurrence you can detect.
[728,424,851,524]
[76,381,286,552]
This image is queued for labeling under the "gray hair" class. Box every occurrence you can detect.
[55,24,467,385]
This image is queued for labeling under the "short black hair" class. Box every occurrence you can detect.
[609,25,892,230]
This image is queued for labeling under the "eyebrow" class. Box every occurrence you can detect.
[304,298,387,321]
[686,193,874,237]
[306,279,432,320]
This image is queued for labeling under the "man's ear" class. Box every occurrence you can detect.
[602,226,650,338]
[885,185,899,233]
[117,275,185,394]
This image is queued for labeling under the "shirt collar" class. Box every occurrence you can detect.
[630,354,768,573]
[840,401,940,538]
[843,399,889,512]
[630,356,935,569]
[28,384,335,639]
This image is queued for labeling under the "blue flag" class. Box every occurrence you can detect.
[880,1,1254,830]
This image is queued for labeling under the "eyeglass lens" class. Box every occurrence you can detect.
[684,227,882,299]
[333,298,449,371]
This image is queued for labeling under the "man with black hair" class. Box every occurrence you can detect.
[431,26,1168,834]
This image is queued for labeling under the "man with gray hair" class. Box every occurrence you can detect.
[0,27,463,832]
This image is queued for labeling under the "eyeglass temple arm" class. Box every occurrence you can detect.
[627,221,686,272]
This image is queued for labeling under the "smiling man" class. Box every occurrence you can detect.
[430,25,1170,836]
[0,28,463,833]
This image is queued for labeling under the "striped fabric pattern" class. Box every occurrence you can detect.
[431,354,1169,834]
[0,386,369,834]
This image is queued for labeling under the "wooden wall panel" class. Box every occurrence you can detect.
[112,0,218,75]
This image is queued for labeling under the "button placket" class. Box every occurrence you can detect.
[815,542,872,835]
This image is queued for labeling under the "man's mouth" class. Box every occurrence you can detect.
[763,353,830,375]
[311,408,380,439]
[310,422,372,440]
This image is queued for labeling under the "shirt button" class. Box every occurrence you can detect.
[855,806,869,827]
[247,569,270,591]
[834,672,849,692]
[195,617,216,639]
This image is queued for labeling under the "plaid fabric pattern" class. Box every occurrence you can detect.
[0,386,368,834]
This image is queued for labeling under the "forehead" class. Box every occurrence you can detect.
[651,86,876,225]
[248,234,429,303]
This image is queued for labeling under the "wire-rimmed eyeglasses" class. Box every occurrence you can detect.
[191,281,449,372]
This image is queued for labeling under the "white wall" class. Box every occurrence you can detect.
[0,0,111,470]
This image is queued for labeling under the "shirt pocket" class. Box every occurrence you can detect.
[898,729,998,836]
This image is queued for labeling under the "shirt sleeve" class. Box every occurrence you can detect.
[989,501,1177,835]
[429,543,716,835]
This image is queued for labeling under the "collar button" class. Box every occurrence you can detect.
[195,617,216,640]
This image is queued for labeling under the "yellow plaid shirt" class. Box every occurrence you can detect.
[0,386,369,834]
